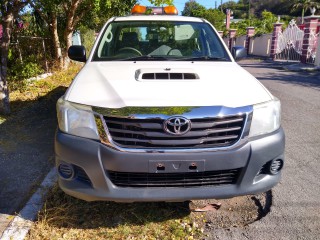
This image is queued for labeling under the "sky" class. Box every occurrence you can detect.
[138,0,229,15]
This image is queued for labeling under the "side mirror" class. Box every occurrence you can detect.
[68,45,86,62]
[232,46,247,61]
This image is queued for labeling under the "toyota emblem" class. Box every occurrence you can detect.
[163,116,191,135]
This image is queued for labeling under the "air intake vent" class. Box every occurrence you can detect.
[108,168,241,188]
[141,72,199,80]
[74,166,92,186]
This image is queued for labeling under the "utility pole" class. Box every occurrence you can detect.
[220,0,223,12]
[248,0,251,25]
[215,1,217,9]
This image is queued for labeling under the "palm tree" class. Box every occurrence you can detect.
[293,0,320,24]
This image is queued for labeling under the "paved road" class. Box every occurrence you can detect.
[209,60,320,239]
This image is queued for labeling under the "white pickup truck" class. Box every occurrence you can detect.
[55,5,285,202]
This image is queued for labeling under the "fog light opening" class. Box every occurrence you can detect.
[269,159,283,175]
[58,163,75,180]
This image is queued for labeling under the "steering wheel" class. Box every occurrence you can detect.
[167,48,182,56]
[117,47,142,56]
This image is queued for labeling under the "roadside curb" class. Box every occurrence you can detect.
[0,168,57,240]
[261,59,319,72]
[282,63,320,72]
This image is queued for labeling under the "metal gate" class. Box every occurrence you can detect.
[306,30,319,64]
[275,20,304,61]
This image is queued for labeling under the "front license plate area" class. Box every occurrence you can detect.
[149,160,205,173]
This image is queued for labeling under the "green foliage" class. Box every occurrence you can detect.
[182,0,206,16]
[28,0,137,66]
[148,0,173,6]
[8,54,44,91]
[222,10,286,37]
[79,27,96,55]
[182,1,225,29]
[202,9,225,29]
[8,63,43,91]
[292,0,320,21]
[80,0,137,30]
[217,0,320,18]
[220,0,248,19]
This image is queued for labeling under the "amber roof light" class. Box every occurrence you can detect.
[163,6,178,15]
[131,4,178,15]
[131,5,147,14]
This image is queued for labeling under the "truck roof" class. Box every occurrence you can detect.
[114,15,204,22]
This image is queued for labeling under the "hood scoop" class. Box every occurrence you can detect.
[135,68,199,81]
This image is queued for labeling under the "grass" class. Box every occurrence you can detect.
[0,64,81,122]
[9,64,81,111]
[26,185,204,240]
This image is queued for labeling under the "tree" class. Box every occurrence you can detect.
[0,0,28,114]
[293,0,320,23]
[148,0,173,6]
[28,0,64,67]
[219,0,248,18]
[201,9,225,29]
[182,1,225,29]
[29,0,136,68]
[80,0,137,34]
[182,0,206,17]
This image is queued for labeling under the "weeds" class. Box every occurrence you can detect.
[6,63,82,115]
[26,185,204,240]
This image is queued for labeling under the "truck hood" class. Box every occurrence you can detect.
[65,61,272,108]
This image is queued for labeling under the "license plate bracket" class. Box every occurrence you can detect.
[149,160,205,173]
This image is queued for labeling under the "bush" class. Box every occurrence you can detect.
[8,53,44,91]
[221,10,289,37]
[80,27,96,55]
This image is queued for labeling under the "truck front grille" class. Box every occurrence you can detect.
[108,169,241,188]
[103,115,246,149]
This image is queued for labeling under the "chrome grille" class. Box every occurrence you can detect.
[108,169,241,188]
[103,115,246,149]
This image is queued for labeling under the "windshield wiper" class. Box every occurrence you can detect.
[174,56,230,61]
[118,55,169,61]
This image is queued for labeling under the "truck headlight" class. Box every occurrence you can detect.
[57,98,99,140]
[249,99,281,138]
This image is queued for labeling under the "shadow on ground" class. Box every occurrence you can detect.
[0,86,67,215]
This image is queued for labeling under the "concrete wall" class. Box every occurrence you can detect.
[223,37,229,46]
[223,33,272,57]
[235,35,246,48]
[222,37,238,49]
[249,33,272,57]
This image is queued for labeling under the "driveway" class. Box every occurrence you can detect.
[208,60,320,239]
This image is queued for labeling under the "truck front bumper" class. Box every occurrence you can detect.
[55,128,285,202]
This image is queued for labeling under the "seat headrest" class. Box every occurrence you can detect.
[122,32,139,44]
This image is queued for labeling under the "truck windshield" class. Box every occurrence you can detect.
[92,21,231,61]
